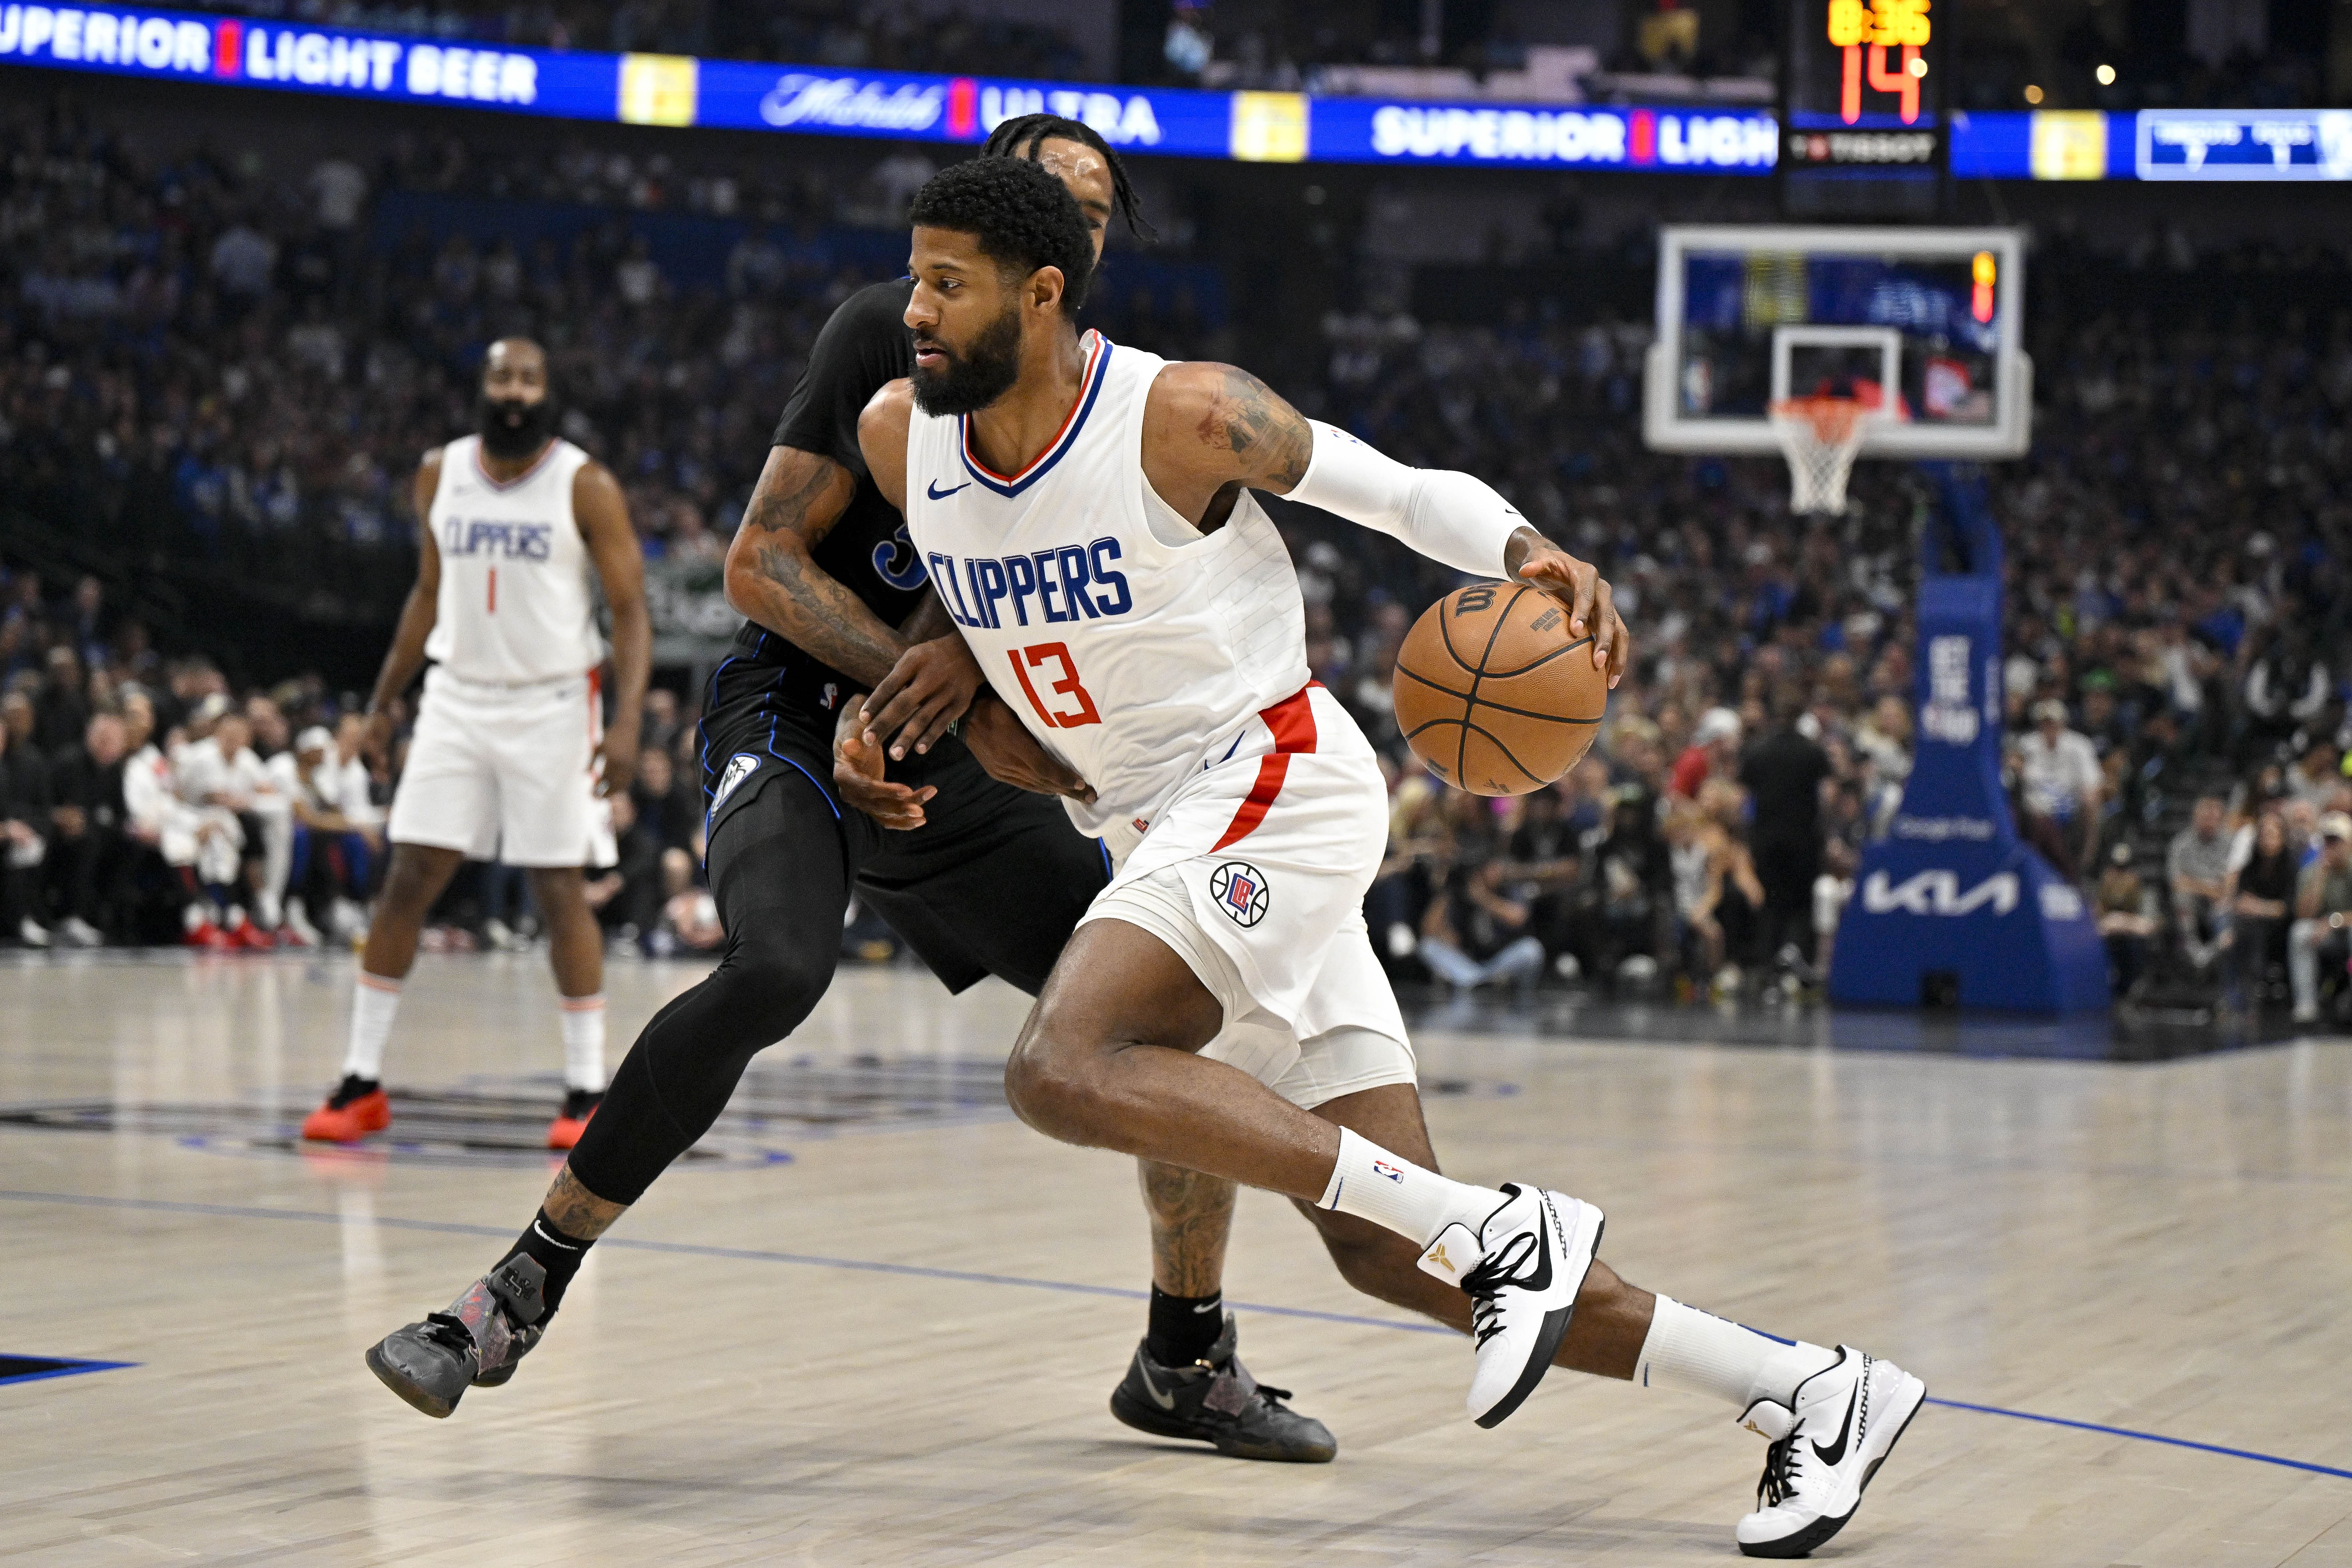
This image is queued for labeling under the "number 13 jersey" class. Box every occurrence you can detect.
[903,336,1315,848]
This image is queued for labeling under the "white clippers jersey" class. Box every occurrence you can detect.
[423,435,605,684]
[904,336,1310,841]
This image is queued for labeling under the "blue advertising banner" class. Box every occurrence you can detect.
[0,8,2333,184]
[0,1,617,116]
[1308,97,1779,173]
[1829,471,2109,1014]
[689,59,1234,158]
[2135,108,2352,180]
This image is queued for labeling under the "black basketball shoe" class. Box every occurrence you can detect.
[365,1255,548,1417]
[1109,1312,1337,1463]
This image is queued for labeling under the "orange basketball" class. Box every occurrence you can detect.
[1392,582,1607,795]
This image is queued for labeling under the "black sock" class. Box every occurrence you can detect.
[1145,1286,1225,1367]
[327,1074,379,1107]
[498,1207,593,1318]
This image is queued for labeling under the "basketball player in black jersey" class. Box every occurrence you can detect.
[364,117,1333,1464]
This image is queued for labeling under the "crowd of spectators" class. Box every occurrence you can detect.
[0,104,1219,635]
[1298,273,2352,1011]
[11,97,2352,1021]
[0,564,723,958]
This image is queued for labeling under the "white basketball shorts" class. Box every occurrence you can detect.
[1081,684,1414,1108]
[387,666,614,868]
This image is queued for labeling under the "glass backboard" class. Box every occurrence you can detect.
[1643,225,2031,457]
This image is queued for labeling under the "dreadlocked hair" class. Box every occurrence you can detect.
[908,157,1096,312]
[982,113,1157,243]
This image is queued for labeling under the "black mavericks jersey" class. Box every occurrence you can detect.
[730,277,924,724]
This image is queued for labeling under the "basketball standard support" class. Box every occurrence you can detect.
[1828,466,2110,1013]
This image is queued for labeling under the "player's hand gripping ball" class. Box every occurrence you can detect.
[1393,582,1608,795]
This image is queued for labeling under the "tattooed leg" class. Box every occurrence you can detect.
[541,1164,629,1244]
[1138,1158,1235,1297]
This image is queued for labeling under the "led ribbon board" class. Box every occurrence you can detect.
[0,6,2336,182]
[0,2,618,116]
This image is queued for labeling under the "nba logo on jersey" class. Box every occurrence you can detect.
[1209,861,1269,928]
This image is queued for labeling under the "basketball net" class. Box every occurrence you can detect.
[1768,396,1880,515]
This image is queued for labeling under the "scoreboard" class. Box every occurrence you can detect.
[1780,0,1948,217]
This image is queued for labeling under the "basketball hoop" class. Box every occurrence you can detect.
[1769,396,1882,515]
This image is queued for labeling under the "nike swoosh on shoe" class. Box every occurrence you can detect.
[1812,1382,1860,1468]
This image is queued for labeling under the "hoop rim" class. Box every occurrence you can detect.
[1766,395,1886,446]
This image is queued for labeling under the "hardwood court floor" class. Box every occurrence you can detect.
[4,951,2351,1567]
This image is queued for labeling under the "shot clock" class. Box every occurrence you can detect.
[1780,0,1948,219]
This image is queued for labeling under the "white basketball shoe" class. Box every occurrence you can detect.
[1735,1345,1927,1558]
[1416,1184,1604,1428]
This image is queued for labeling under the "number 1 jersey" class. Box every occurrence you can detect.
[902,336,1312,847]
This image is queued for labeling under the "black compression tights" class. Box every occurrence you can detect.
[567,779,848,1205]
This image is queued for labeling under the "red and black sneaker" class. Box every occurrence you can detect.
[546,1088,601,1151]
[301,1074,390,1143]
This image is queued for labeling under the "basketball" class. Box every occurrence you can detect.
[1393,582,1607,796]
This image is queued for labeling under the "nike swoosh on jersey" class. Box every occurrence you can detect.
[1138,1362,1178,1410]
[926,479,972,500]
[1812,1382,1860,1467]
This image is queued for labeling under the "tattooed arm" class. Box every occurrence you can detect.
[1140,361,1629,687]
[1138,362,1315,531]
[720,443,918,691]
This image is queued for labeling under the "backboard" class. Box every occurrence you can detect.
[1643,224,2031,458]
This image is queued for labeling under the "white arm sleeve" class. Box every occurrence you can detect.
[1284,420,1524,580]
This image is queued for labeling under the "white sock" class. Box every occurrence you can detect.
[342,971,402,1082]
[560,995,608,1092]
[1636,1296,1839,1411]
[1314,1126,1505,1246]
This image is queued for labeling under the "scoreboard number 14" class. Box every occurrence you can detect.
[1825,0,1931,125]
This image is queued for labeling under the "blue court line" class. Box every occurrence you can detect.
[5,1188,2349,1484]
[0,1357,137,1388]
[0,1189,1439,1337]
[1926,1398,2352,1480]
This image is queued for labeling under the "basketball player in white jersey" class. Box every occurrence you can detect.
[853,159,1925,1559]
[300,338,651,1152]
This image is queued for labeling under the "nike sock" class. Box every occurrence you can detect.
[1635,1296,1839,1412]
[342,971,402,1081]
[559,994,608,1092]
[1145,1286,1225,1367]
[499,1207,594,1317]
[1315,1126,1505,1247]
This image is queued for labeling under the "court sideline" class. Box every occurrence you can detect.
[4,953,2350,1566]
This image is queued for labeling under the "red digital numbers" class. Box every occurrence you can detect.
[1827,0,1928,124]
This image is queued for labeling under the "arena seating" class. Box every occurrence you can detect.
[8,93,2351,1020]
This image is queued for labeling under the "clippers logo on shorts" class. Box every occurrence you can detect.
[1209,861,1270,928]
[711,752,760,811]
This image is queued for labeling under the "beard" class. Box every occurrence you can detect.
[909,305,1024,417]
[477,394,557,460]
